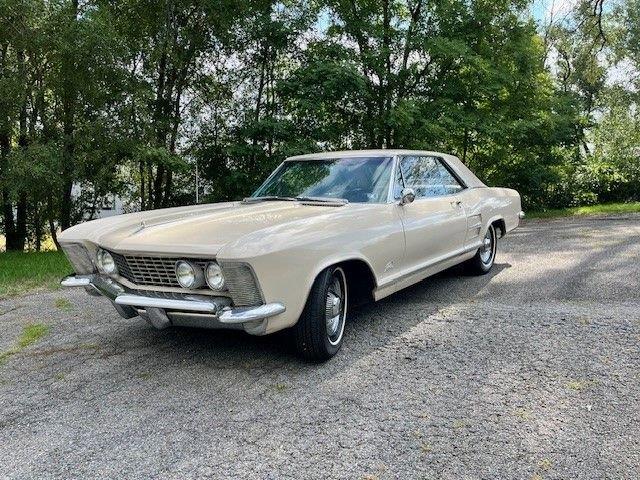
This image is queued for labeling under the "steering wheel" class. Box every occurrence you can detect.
[344,188,369,203]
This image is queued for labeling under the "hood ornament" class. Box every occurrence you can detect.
[132,220,146,234]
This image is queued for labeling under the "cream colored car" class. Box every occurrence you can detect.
[60,150,523,360]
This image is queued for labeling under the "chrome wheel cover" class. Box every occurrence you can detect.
[479,227,496,265]
[325,267,347,346]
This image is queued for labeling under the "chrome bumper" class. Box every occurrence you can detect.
[60,274,285,331]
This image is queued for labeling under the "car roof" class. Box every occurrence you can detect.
[286,149,450,161]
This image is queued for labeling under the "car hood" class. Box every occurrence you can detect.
[58,201,361,256]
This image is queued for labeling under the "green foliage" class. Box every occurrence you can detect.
[588,89,640,201]
[529,202,640,219]
[0,0,638,250]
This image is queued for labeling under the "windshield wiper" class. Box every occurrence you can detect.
[295,196,349,205]
[243,195,349,205]
[242,196,296,203]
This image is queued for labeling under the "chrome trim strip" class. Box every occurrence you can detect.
[251,161,286,197]
[379,242,483,288]
[92,275,125,297]
[386,155,400,203]
[115,294,219,313]
[219,303,286,324]
[61,274,285,324]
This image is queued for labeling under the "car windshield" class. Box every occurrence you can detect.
[252,157,393,203]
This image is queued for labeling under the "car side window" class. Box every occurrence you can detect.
[399,156,464,198]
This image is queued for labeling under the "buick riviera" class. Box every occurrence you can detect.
[60,150,524,360]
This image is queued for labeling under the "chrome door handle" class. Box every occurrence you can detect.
[451,200,462,207]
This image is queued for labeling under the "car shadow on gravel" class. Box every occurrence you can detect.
[344,263,511,345]
[94,262,512,370]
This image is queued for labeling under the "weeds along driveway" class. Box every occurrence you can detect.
[0,215,639,480]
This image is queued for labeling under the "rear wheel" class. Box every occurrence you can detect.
[294,266,347,361]
[465,224,497,275]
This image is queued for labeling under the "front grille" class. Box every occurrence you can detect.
[129,289,214,301]
[111,252,208,288]
[222,263,263,307]
[109,252,264,307]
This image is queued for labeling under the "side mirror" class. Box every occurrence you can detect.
[400,188,415,205]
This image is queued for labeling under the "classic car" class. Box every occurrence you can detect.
[59,149,523,360]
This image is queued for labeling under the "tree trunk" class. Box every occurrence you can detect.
[60,0,79,231]
[147,162,154,209]
[462,128,469,164]
[35,206,42,252]
[0,129,17,250]
[14,48,29,251]
[382,0,392,148]
[1,193,17,249]
[15,193,27,251]
[153,164,165,209]
[162,170,173,207]
[139,159,146,210]
[47,196,60,250]
[0,42,16,250]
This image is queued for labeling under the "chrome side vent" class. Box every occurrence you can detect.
[60,243,95,274]
[222,263,264,307]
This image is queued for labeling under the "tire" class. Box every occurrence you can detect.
[464,224,497,275]
[294,266,348,361]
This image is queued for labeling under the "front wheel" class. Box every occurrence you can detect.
[293,266,348,361]
[464,224,497,275]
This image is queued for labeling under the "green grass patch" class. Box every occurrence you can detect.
[18,323,50,348]
[54,298,73,310]
[0,323,50,365]
[0,251,71,298]
[528,202,640,219]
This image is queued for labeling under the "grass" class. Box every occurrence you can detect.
[54,297,73,310]
[528,201,640,219]
[18,323,50,348]
[0,323,50,365]
[566,379,596,391]
[0,251,71,298]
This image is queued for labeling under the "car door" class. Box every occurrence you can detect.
[394,155,468,273]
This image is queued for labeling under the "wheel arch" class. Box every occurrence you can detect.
[305,255,378,311]
[486,215,506,238]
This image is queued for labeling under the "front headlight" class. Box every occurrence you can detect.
[175,260,205,289]
[205,262,225,290]
[97,249,117,275]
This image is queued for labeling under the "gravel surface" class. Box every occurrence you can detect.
[1,215,639,480]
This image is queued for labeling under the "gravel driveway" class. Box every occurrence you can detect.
[1,215,639,480]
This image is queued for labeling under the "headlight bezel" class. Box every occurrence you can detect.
[175,260,206,289]
[205,262,226,291]
[96,248,118,276]
[60,243,95,274]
